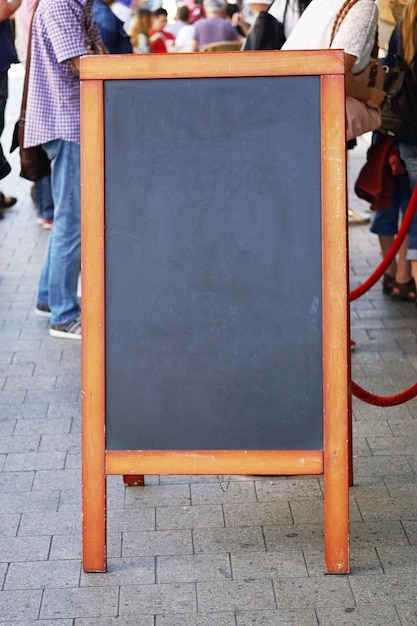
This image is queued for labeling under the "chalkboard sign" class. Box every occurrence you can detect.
[80,51,349,574]
[104,75,323,452]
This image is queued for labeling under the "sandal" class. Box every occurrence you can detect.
[382,273,395,295]
[0,192,17,209]
[391,278,416,302]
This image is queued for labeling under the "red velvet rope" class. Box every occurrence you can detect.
[351,380,417,406]
[350,184,417,406]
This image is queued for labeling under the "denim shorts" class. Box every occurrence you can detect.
[370,175,411,236]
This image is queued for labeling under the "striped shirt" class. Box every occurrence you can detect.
[24,0,102,147]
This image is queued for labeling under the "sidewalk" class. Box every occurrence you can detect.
[1,66,417,625]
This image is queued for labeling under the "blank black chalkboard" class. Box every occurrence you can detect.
[103,75,323,451]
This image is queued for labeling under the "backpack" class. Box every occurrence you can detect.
[380,54,417,141]
[243,11,286,50]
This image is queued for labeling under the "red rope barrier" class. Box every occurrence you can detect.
[351,380,417,406]
[350,183,417,301]
[350,185,417,405]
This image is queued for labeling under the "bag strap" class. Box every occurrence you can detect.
[20,0,40,118]
[329,0,361,47]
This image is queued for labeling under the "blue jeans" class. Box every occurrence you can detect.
[37,140,81,325]
[35,174,54,222]
[399,141,417,260]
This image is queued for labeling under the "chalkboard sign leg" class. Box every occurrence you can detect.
[123,474,145,486]
[82,471,107,572]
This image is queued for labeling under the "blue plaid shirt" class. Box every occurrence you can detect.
[24,0,102,147]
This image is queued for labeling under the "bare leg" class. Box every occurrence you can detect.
[378,235,397,278]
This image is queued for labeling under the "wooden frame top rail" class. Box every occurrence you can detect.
[80,49,345,81]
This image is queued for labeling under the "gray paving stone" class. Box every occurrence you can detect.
[64,449,81,469]
[349,476,390,499]
[3,450,66,471]
[156,613,237,626]
[0,402,49,419]
[191,481,257,505]
[0,589,42,621]
[25,387,80,404]
[40,587,119,619]
[254,476,322,502]
[263,524,324,551]
[159,474,219,484]
[197,580,276,612]
[0,435,40,453]
[0,535,51,561]
[367,436,417,456]
[49,534,81,560]
[156,504,224,530]
[119,583,197,615]
[383,474,417,497]
[316,606,402,625]
[0,389,27,403]
[0,362,35,376]
[0,489,60,513]
[273,576,354,609]
[107,507,155,533]
[75,615,154,626]
[13,417,72,436]
[353,455,414,477]
[193,526,265,554]
[349,574,417,605]
[0,419,16,436]
[356,496,417,521]
[401,520,417,544]
[0,512,20,537]
[388,417,417,437]
[396,605,417,625]
[231,550,307,578]
[122,529,193,557]
[1,621,73,626]
[32,468,81,491]
[124,484,191,508]
[403,454,417,474]
[0,470,34,491]
[5,560,81,589]
[235,609,318,626]
[0,562,7,587]
[106,475,127,509]
[157,553,232,583]
[19,510,81,537]
[349,520,410,547]
[376,545,417,575]
[3,375,57,392]
[224,502,293,526]
[47,401,81,419]
[80,557,155,586]
[58,488,81,511]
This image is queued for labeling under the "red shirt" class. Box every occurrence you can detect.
[149,29,175,53]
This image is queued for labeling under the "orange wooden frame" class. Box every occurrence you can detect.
[80,50,349,574]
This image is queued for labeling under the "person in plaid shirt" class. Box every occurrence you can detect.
[25,0,106,339]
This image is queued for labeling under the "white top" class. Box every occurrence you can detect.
[175,24,196,52]
[282,0,378,73]
[268,0,303,39]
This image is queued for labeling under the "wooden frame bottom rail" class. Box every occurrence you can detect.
[106,449,323,475]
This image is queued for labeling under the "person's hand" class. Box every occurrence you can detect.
[149,32,163,42]
[366,87,386,109]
